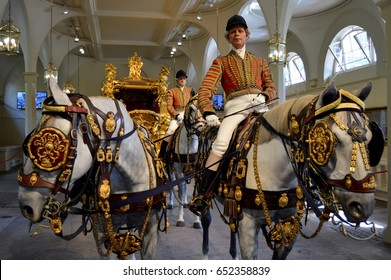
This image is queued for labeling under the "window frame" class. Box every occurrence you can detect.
[284,53,306,86]
[327,26,377,74]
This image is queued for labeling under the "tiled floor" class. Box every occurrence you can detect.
[1,167,391,260]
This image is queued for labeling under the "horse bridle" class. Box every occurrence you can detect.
[183,99,206,134]
[259,90,377,215]
[19,94,137,233]
[170,99,205,173]
[255,88,382,244]
[299,92,382,240]
[18,98,88,195]
[301,95,375,200]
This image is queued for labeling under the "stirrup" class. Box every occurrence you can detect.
[189,197,210,217]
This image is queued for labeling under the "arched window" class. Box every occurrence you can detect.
[284,53,306,86]
[325,26,376,78]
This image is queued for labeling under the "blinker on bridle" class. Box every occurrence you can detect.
[19,97,89,193]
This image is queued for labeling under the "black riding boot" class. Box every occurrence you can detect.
[158,140,169,160]
[189,169,217,217]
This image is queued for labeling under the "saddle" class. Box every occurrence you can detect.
[197,112,299,232]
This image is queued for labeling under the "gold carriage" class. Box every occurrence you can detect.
[101,52,171,147]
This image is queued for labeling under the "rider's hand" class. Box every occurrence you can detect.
[206,114,220,126]
[251,94,268,112]
[176,112,184,122]
[251,93,266,105]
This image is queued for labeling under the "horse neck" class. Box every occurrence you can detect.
[174,124,198,155]
[265,95,315,135]
[86,97,154,193]
[102,126,156,194]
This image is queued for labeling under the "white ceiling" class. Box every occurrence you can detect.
[53,0,348,62]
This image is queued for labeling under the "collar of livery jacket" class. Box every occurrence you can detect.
[233,45,246,59]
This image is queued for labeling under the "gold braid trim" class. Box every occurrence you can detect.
[314,94,341,117]
[329,113,370,173]
[136,127,155,240]
[335,103,362,111]
[253,123,304,248]
[339,89,365,110]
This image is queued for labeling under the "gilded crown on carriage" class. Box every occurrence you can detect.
[101,52,171,146]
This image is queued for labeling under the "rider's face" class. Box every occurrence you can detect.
[177,77,187,87]
[228,26,248,49]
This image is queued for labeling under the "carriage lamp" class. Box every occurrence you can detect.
[268,34,286,64]
[268,0,286,64]
[44,2,58,84]
[62,27,75,93]
[0,0,21,56]
[44,63,58,83]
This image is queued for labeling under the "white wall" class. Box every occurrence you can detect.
[1,57,46,146]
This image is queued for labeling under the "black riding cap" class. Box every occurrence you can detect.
[176,69,187,79]
[226,14,248,31]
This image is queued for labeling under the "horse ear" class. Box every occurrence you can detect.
[353,81,372,102]
[317,82,340,107]
[49,77,72,106]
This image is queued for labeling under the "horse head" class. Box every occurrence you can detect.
[18,78,165,259]
[18,78,94,226]
[306,81,382,223]
[168,96,205,167]
[184,96,206,134]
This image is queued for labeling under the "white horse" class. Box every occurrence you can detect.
[197,82,383,260]
[166,98,205,228]
[17,78,167,260]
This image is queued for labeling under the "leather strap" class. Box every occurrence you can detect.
[240,188,297,210]
[18,170,56,190]
[325,173,376,193]
[169,153,197,163]
[109,192,165,213]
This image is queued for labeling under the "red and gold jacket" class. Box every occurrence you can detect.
[167,86,193,118]
[198,50,278,116]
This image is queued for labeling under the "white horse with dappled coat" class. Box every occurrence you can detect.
[166,98,205,228]
[17,77,167,259]
[196,81,384,260]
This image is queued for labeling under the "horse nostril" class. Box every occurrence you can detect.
[348,201,363,221]
[22,206,34,220]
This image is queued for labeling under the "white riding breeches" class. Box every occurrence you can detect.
[211,94,267,158]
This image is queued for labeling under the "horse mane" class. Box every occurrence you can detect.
[258,95,317,144]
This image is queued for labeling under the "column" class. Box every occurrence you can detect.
[277,63,285,104]
[23,72,38,136]
[269,63,286,104]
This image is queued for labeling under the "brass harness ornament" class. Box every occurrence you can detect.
[307,121,335,167]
